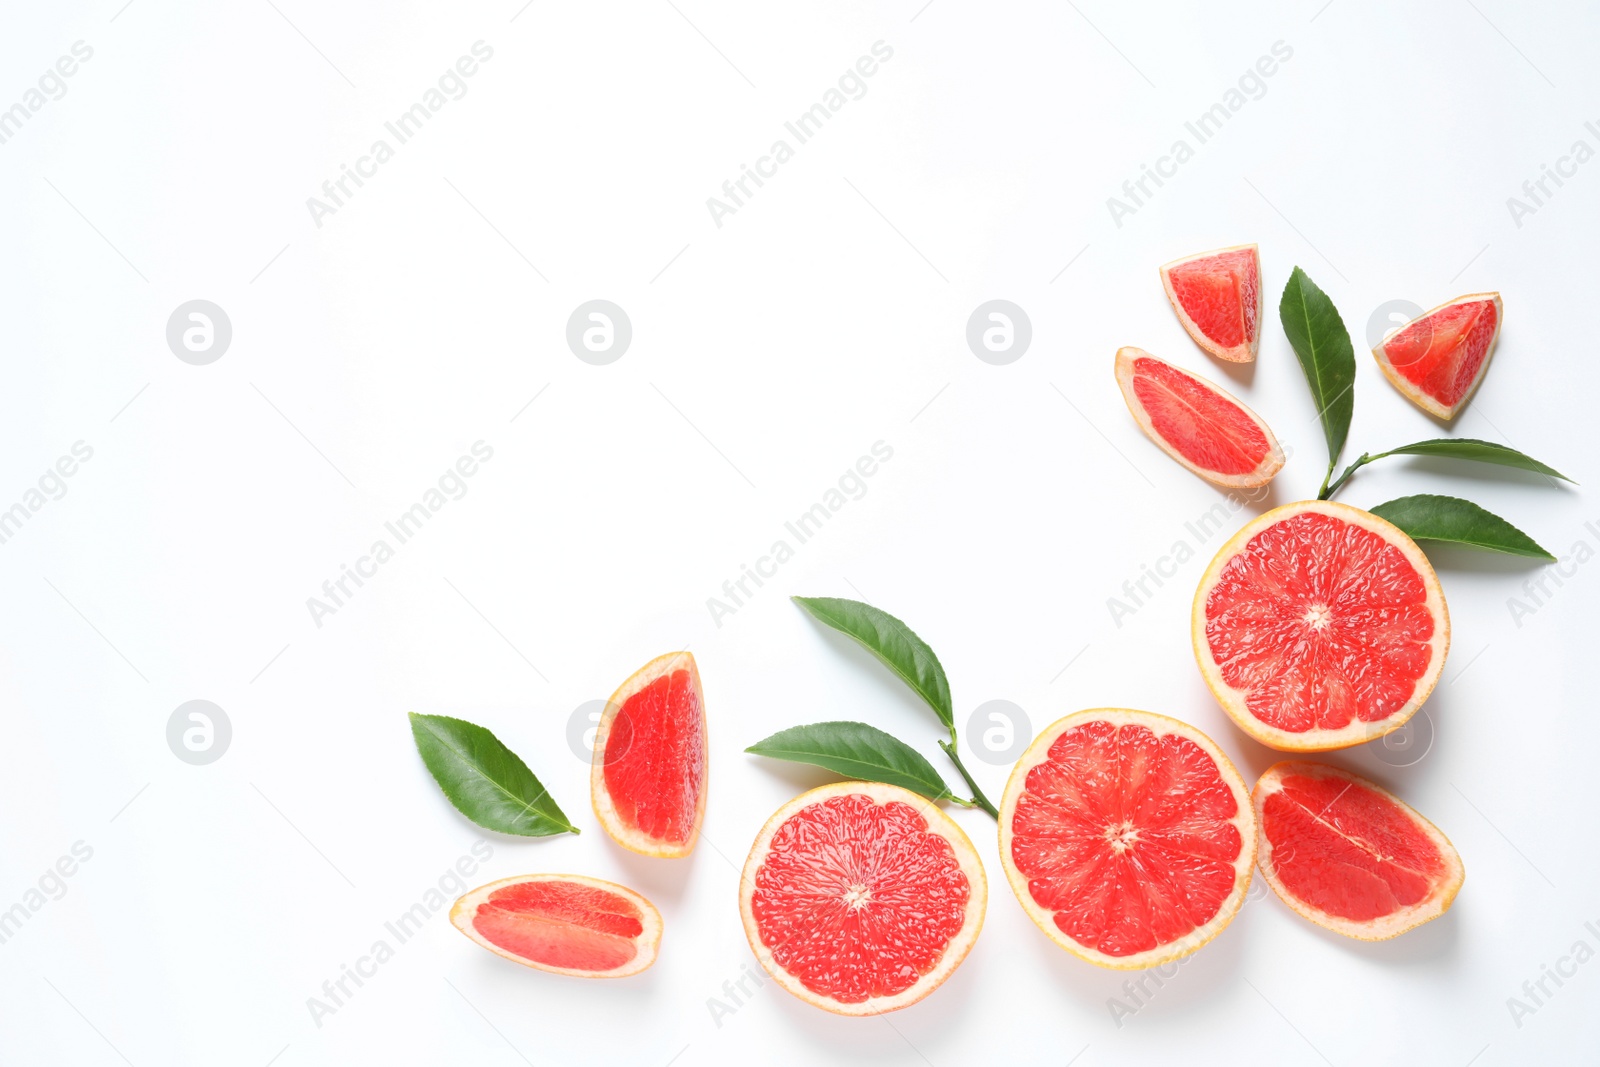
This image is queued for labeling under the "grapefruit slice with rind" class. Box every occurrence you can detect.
[591,651,707,858]
[1160,244,1262,362]
[1253,762,1464,940]
[1115,347,1285,488]
[1194,500,1449,752]
[739,781,986,1015]
[998,709,1255,970]
[1371,293,1502,420]
[450,874,662,977]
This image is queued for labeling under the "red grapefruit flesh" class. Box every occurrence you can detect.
[1371,293,1502,420]
[1115,347,1284,488]
[1253,763,1464,940]
[1160,244,1262,362]
[591,651,707,858]
[739,782,986,1015]
[450,874,662,977]
[1194,501,1449,751]
[998,710,1254,970]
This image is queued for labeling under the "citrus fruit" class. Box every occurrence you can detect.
[1193,500,1449,752]
[739,781,986,1015]
[1371,292,1502,420]
[591,651,707,858]
[450,874,662,977]
[1160,244,1262,362]
[1115,347,1285,488]
[998,709,1254,970]
[1253,762,1464,940]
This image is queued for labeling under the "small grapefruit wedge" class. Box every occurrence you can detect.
[1160,244,1262,362]
[1254,763,1464,940]
[998,710,1254,970]
[450,874,662,977]
[591,651,707,858]
[1115,347,1285,488]
[740,782,986,1015]
[1371,293,1502,420]
[1194,500,1449,751]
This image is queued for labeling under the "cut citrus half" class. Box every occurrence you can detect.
[1160,244,1262,362]
[1254,762,1464,940]
[450,874,662,977]
[1371,293,1502,420]
[1115,347,1284,488]
[998,709,1254,970]
[591,651,707,858]
[1194,500,1449,751]
[739,782,985,1015]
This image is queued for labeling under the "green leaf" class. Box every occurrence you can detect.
[1280,267,1356,471]
[1377,438,1573,482]
[1370,494,1555,560]
[792,597,953,733]
[408,713,579,836]
[746,721,954,801]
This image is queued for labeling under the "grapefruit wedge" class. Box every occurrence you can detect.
[1371,293,1502,420]
[1194,501,1449,751]
[1254,763,1464,940]
[1115,347,1285,488]
[450,874,662,977]
[740,782,986,1015]
[1160,244,1262,362]
[998,710,1255,970]
[591,651,707,858]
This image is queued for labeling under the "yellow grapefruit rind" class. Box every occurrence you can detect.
[738,781,987,1017]
[1192,500,1450,752]
[1115,346,1285,489]
[1252,762,1465,941]
[449,873,663,978]
[1159,243,1262,363]
[1370,292,1503,421]
[590,651,708,858]
[997,709,1256,971]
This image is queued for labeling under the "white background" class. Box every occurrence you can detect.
[1,1,1596,1064]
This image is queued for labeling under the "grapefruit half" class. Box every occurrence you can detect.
[1160,244,1262,362]
[739,782,986,1015]
[450,874,662,977]
[1115,347,1285,488]
[1193,501,1449,752]
[591,651,708,858]
[998,709,1255,970]
[1371,293,1502,420]
[1253,762,1464,940]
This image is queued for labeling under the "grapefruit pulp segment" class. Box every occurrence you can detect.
[1160,245,1262,362]
[1371,293,1502,420]
[450,874,662,977]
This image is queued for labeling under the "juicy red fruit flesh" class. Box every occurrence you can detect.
[603,668,704,845]
[1381,299,1497,408]
[1168,249,1259,349]
[1205,513,1436,734]
[473,881,643,972]
[1263,774,1447,921]
[750,794,970,1004]
[1010,720,1242,958]
[1131,357,1270,474]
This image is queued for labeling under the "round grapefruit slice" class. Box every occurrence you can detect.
[1193,500,1449,752]
[1160,244,1262,362]
[1371,293,1502,420]
[1253,762,1464,940]
[739,782,985,1015]
[998,710,1254,970]
[450,874,662,977]
[1115,347,1284,488]
[591,651,707,858]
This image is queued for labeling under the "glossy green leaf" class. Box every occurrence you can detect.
[746,721,953,800]
[792,596,953,732]
[408,713,579,836]
[1280,267,1356,470]
[1370,494,1555,560]
[1377,438,1573,481]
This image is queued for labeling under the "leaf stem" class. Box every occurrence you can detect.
[1320,451,1380,500]
[937,739,999,819]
